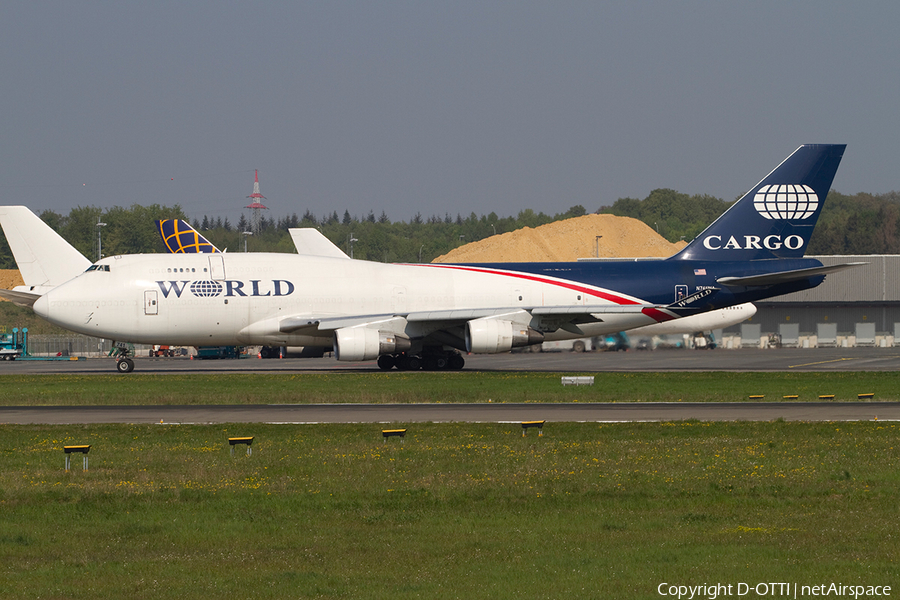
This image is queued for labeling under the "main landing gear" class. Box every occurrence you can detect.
[377,351,465,371]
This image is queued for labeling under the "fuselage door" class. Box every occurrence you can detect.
[675,285,688,302]
[209,255,226,281]
[391,286,407,314]
[144,290,158,315]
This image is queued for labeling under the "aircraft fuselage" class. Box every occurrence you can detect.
[33,252,822,348]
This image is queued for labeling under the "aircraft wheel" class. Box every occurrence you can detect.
[398,354,422,371]
[573,341,586,353]
[434,356,449,370]
[116,358,135,373]
[377,355,396,371]
[449,354,465,370]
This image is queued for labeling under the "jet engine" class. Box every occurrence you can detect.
[465,319,544,354]
[334,328,411,361]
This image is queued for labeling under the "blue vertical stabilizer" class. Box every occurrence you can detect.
[673,144,845,261]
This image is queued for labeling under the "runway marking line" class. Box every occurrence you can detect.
[789,355,900,368]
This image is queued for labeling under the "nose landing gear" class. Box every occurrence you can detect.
[110,342,136,373]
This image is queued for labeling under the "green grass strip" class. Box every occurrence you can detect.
[1,371,899,405]
[1,421,897,598]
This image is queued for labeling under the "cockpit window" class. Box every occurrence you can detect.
[85,265,110,272]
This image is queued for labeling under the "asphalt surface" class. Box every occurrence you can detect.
[1,402,896,425]
[2,347,898,424]
[3,346,900,374]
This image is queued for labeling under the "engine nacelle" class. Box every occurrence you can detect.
[465,319,544,354]
[334,328,411,361]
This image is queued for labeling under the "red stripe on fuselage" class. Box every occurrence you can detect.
[419,263,650,305]
[422,264,679,324]
[641,307,677,323]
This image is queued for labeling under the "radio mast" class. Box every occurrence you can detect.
[244,169,269,235]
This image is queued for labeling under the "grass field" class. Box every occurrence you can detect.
[1,372,898,598]
[1,371,898,405]
[2,420,898,599]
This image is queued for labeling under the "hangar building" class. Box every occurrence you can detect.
[724,255,900,348]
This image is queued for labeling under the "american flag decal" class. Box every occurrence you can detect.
[694,269,707,275]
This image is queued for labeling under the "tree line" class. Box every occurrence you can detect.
[2,189,899,269]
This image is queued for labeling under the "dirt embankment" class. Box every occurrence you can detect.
[433,214,686,263]
[0,270,24,299]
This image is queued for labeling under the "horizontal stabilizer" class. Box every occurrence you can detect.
[289,229,350,259]
[0,288,41,308]
[716,262,866,287]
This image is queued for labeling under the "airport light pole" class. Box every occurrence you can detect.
[96,217,107,262]
[242,231,252,252]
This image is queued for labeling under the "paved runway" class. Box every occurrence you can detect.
[1,402,897,425]
[3,346,900,374]
[3,347,898,424]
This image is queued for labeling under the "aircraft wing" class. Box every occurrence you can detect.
[716,262,865,287]
[276,302,684,335]
[278,310,523,334]
[279,313,398,333]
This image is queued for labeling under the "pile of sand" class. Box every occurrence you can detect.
[0,270,24,300]
[433,214,686,263]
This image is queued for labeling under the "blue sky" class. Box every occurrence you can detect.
[2,2,898,223]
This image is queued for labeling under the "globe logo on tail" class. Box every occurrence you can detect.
[753,184,818,220]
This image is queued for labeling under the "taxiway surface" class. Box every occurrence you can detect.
[1,401,896,425]
[3,346,900,374]
[2,347,898,424]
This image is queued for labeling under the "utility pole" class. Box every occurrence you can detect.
[96,216,107,262]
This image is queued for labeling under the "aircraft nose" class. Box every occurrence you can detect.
[33,293,50,320]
